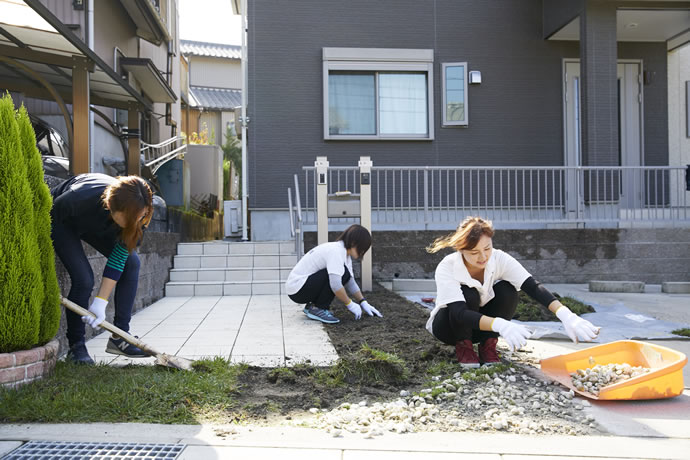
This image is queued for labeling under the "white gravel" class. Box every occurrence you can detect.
[293,363,599,438]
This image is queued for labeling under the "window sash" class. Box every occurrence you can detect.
[442,62,468,126]
[328,71,429,137]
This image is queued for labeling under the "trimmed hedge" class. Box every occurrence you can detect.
[0,94,58,352]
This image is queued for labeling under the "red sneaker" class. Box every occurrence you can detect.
[478,337,501,365]
[455,339,480,368]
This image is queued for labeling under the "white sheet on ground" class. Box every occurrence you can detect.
[404,293,689,342]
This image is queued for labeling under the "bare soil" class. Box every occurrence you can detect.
[234,284,560,422]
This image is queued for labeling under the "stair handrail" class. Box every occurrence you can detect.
[290,173,304,259]
[141,135,187,174]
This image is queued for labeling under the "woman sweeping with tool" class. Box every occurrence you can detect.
[427,216,600,368]
[51,173,153,364]
[286,224,382,324]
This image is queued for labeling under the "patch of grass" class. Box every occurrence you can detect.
[0,358,246,424]
[333,344,408,385]
[513,292,595,322]
[425,360,458,378]
[672,328,690,337]
[267,367,297,384]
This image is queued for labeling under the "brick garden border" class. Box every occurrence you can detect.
[0,339,59,388]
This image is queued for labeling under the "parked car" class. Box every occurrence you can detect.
[31,115,71,180]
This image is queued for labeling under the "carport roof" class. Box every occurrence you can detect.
[0,0,151,110]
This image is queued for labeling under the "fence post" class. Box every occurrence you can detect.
[359,156,373,292]
[424,168,429,227]
[316,156,329,245]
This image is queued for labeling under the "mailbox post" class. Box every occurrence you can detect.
[359,156,372,291]
[315,156,329,245]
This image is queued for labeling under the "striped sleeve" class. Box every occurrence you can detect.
[103,242,129,281]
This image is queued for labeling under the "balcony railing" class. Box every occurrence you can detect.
[299,165,690,229]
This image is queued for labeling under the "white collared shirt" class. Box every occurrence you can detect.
[285,241,354,295]
[425,249,531,334]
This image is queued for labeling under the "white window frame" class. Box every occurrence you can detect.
[441,62,468,127]
[323,47,434,140]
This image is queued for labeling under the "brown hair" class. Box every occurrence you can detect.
[336,224,372,258]
[426,216,494,253]
[102,176,153,251]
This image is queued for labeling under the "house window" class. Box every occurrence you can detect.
[441,62,468,126]
[323,48,434,140]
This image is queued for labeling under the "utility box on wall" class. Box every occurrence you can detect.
[157,159,190,209]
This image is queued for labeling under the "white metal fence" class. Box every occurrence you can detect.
[299,165,690,229]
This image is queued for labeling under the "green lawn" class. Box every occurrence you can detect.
[0,358,245,424]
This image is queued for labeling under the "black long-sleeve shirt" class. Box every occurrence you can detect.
[51,173,134,281]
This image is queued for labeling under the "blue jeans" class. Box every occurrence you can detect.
[51,221,140,346]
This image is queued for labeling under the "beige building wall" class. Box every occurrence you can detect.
[668,43,690,206]
[190,57,241,89]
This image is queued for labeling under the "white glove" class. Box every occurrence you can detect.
[490,317,531,352]
[555,306,600,343]
[360,300,382,317]
[82,296,107,329]
[346,300,362,320]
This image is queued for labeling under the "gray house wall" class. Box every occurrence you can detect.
[248,0,671,212]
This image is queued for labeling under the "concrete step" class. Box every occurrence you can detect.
[165,280,286,296]
[169,240,298,296]
[173,254,297,269]
[177,240,296,255]
[391,278,435,292]
[169,267,291,282]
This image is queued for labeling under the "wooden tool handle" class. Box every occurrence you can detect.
[61,297,162,357]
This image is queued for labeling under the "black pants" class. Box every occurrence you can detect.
[432,280,518,345]
[52,221,140,346]
[288,267,350,309]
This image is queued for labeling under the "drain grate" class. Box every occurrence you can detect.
[4,441,184,459]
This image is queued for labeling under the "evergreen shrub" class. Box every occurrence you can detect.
[17,105,61,343]
[0,93,54,352]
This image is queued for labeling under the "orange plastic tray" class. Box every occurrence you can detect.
[540,340,687,400]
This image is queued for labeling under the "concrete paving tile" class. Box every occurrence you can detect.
[503,457,624,460]
[142,331,195,339]
[0,441,22,457]
[343,452,499,460]
[215,295,252,305]
[179,446,340,460]
[177,346,233,356]
[229,354,284,367]
[232,342,284,356]
[285,354,339,366]
[284,344,336,356]
[184,334,238,346]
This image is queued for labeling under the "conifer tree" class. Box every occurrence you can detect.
[0,94,42,352]
[17,105,61,344]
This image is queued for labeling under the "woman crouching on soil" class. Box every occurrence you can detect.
[286,224,382,324]
[426,216,600,367]
[51,173,153,364]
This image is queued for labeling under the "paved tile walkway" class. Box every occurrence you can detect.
[86,295,338,367]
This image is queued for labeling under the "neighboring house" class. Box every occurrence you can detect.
[240,0,690,240]
[1,0,181,177]
[180,39,242,148]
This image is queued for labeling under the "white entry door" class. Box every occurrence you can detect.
[563,60,643,213]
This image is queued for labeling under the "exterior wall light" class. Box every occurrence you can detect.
[469,70,482,85]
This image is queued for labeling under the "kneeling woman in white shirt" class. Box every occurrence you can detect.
[286,224,382,324]
[427,216,599,368]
